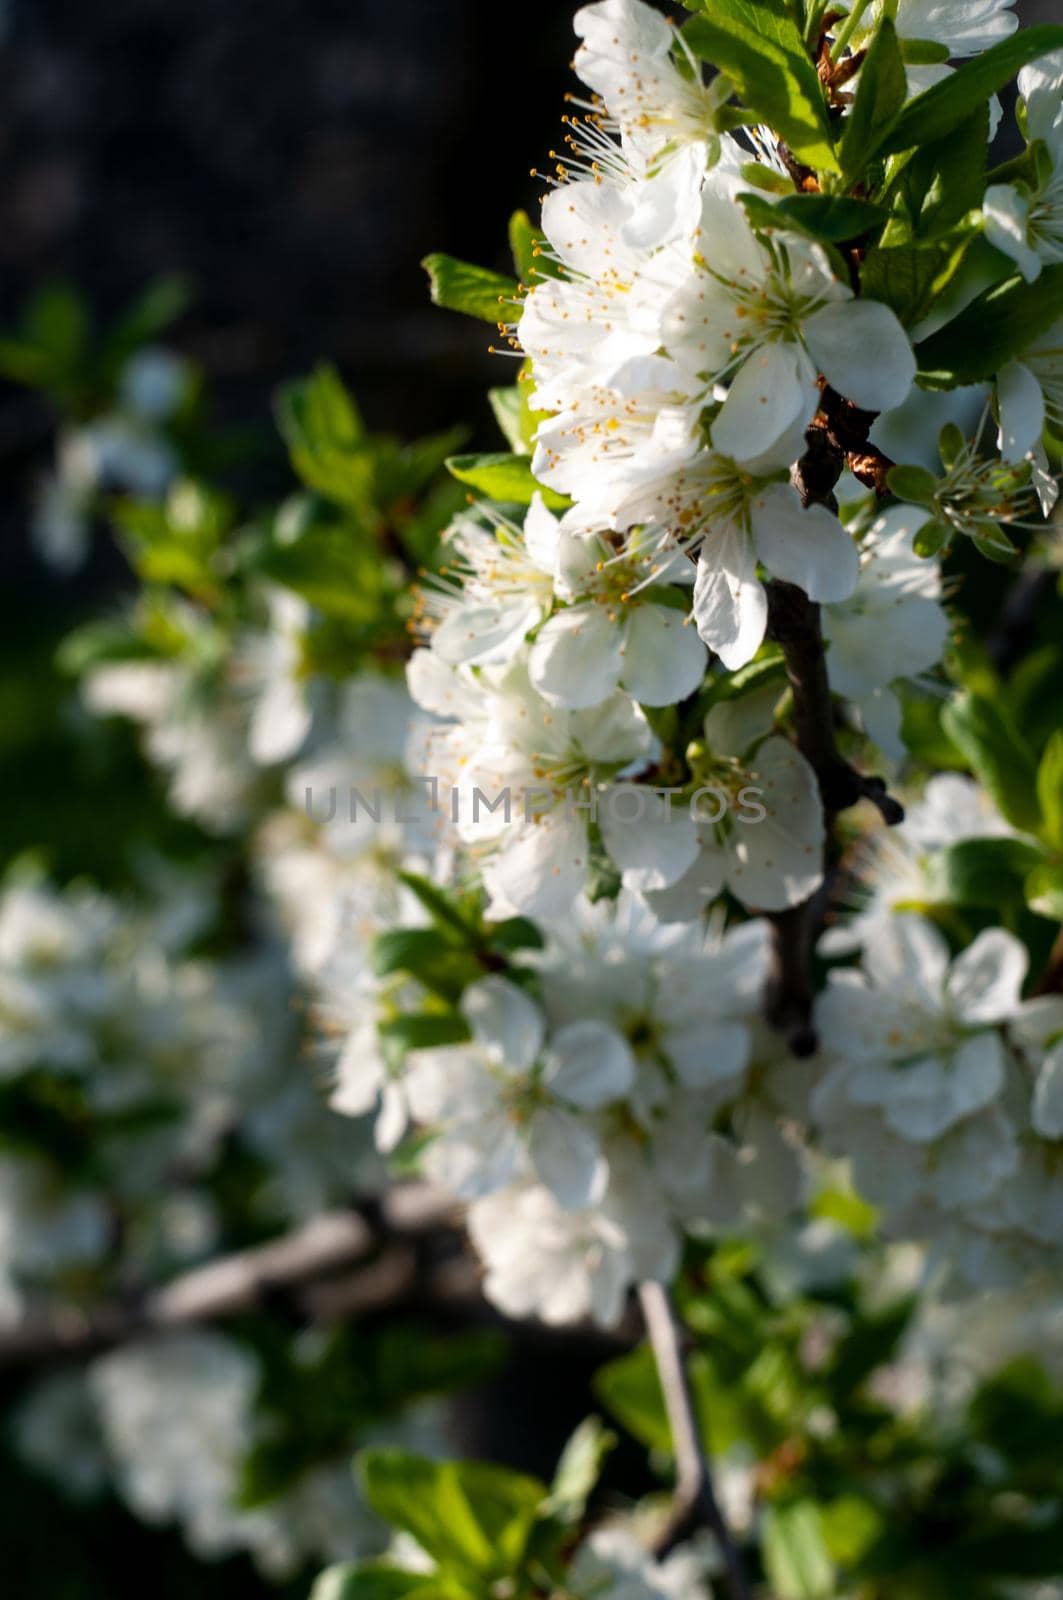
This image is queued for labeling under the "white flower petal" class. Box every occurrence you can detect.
[1032,1042,1063,1139]
[546,1020,636,1107]
[249,678,311,766]
[600,788,701,892]
[406,649,481,721]
[461,976,545,1072]
[664,1018,750,1091]
[803,299,916,413]
[619,603,706,706]
[433,599,542,667]
[983,184,1042,283]
[946,927,1027,1023]
[692,532,767,670]
[528,604,624,709]
[529,1108,606,1210]
[643,839,729,922]
[751,485,858,604]
[482,811,589,920]
[711,343,818,465]
[523,493,562,575]
[997,360,1046,464]
[885,1034,1005,1143]
[724,736,824,910]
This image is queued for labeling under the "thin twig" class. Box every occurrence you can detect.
[0,1190,451,1372]
[638,1282,752,1600]
[761,389,906,1052]
[0,1186,640,1372]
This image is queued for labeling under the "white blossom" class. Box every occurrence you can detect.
[983,52,1063,283]
[816,915,1026,1144]
[406,977,634,1209]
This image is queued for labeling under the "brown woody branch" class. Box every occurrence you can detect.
[0,1192,446,1373]
[639,1283,752,1599]
[763,388,905,1053]
[0,1187,638,1374]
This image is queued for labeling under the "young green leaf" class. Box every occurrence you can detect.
[683,4,838,173]
[542,1417,617,1525]
[740,192,886,244]
[838,19,907,177]
[942,691,1042,833]
[878,106,988,245]
[930,837,1047,907]
[371,929,482,1000]
[377,1013,471,1053]
[275,365,372,508]
[311,1565,470,1600]
[1026,861,1063,921]
[887,464,939,504]
[761,1501,836,1600]
[916,267,1063,388]
[861,231,974,327]
[446,452,569,509]
[488,387,527,454]
[422,254,520,325]
[880,26,1063,155]
[358,1451,546,1581]
[1036,730,1063,853]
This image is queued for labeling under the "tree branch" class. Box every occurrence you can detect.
[763,390,905,1052]
[0,1187,639,1372]
[0,1191,454,1373]
[638,1282,752,1600]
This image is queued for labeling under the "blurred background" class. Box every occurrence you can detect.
[0,1,1058,1594]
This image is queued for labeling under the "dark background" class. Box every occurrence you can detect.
[0,2,1054,1593]
[0,0,1052,581]
[0,0,586,551]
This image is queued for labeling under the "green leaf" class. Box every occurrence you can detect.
[488,387,527,454]
[916,266,1063,387]
[879,106,988,245]
[486,916,544,954]
[740,192,886,244]
[861,231,974,327]
[446,452,568,509]
[396,870,480,941]
[377,1013,470,1053]
[839,19,907,177]
[310,1565,470,1600]
[1037,731,1063,851]
[1025,861,1063,921]
[371,929,482,1000]
[912,518,951,558]
[827,1298,918,1398]
[593,1347,672,1453]
[880,26,1063,155]
[275,365,373,508]
[509,209,562,284]
[542,1417,616,1526]
[887,464,938,504]
[683,3,838,173]
[931,836,1047,907]
[105,274,192,359]
[818,1496,886,1567]
[739,159,794,194]
[359,1451,545,1581]
[422,253,520,325]
[761,1502,835,1600]
[898,36,951,66]
[942,691,1042,833]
